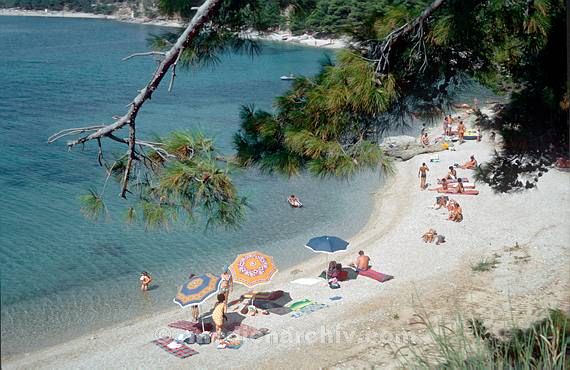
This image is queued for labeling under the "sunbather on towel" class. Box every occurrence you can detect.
[447,166,457,180]
[422,229,436,243]
[460,155,478,169]
[448,202,463,222]
[349,250,370,271]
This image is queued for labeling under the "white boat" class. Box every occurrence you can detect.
[280,74,295,80]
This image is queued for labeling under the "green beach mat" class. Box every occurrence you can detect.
[289,299,314,311]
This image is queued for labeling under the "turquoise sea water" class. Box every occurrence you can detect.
[0,17,381,355]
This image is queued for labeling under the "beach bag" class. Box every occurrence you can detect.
[197,332,211,345]
[183,332,197,344]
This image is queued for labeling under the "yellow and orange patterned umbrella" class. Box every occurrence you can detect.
[229,251,278,288]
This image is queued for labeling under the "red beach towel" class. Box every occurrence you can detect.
[358,269,394,283]
[152,337,198,358]
[168,321,213,333]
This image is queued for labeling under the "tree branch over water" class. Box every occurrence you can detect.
[48,0,223,197]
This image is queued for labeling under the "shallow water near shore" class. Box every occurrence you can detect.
[0,16,382,355]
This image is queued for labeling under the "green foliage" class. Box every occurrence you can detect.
[79,189,107,221]
[470,256,500,272]
[234,51,395,178]
[94,131,247,230]
[405,309,569,369]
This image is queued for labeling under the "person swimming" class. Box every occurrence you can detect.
[287,194,302,208]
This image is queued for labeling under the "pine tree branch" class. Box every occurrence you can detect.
[374,0,446,75]
[51,0,223,150]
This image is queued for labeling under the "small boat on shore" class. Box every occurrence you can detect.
[280,74,295,80]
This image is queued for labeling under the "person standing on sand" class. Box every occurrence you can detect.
[212,293,227,341]
[457,121,466,143]
[220,267,233,310]
[418,163,429,190]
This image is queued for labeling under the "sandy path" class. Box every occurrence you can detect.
[4,122,569,369]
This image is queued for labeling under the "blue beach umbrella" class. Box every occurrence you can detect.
[305,235,349,254]
[174,273,222,308]
[305,236,350,281]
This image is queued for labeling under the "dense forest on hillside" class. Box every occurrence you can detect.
[1,0,384,36]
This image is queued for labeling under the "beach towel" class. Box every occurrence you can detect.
[291,278,322,286]
[217,336,243,350]
[265,306,292,315]
[437,189,479,195]
[241,290,283,301]
[358,269,394,283]
[438,178,469,184]
[289,299,314,311]
[152,337,198,359]
[291,303,328,318]
[227,323,270,339]
[168,321,213,333]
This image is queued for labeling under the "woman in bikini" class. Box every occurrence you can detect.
[418,163,429,190]
[421,133,430,146]
[447,166,457,180]
[455,178,465,193]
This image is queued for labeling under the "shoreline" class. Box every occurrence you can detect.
[0,9,347,49]
[4,106,569,368]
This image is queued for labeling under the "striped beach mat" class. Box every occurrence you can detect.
[152,337,198,358]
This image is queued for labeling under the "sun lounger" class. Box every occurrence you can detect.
[168,321,213,333]
[152,337,198,358]
[357,269,394,283]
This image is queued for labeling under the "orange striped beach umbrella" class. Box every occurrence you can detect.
[229,251,278,288]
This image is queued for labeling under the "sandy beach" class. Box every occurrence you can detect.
[0,9,346,48]
[3,107,569,368]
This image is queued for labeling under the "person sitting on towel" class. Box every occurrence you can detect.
[350,250,370,271]
[447,166,457,180]
[460,155,478,169]
[327,261,340,279]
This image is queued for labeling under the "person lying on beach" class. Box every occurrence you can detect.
[423,229,447,245]
[349,250,370,271]
[459,155,478,169]
[447,166,457,180]
[212,293,228,341]
[418,163,429,190]
[139,271,152,291]
[430,178,448,191]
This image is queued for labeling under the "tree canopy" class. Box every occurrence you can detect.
[50,0,568,230]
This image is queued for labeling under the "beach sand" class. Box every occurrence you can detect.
[3,111,569,368]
